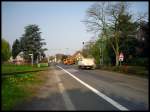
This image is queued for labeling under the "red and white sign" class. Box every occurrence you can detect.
[119,52,124,61]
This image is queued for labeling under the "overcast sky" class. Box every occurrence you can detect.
[2,2,148,56]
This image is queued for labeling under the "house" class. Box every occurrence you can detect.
[13,52,25,65]
[72,51,84,61]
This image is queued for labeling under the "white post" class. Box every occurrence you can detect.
[39,52,41,61]
[47,55,49,63]
[32,54,33,66]
[29,54,33,66]
[37,56,39,64]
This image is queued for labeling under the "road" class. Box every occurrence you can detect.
[14,63,149,110]
[55,63,148,110]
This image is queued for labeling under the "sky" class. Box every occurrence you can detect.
[2,2,148,56]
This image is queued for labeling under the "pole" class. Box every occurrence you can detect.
[100,46,101,65]
[47,55,49,63]
[31,54,33,66]
[99,39,103,66]
[37,55,38,64]
[39,52,41,61]
[101,39,103,65]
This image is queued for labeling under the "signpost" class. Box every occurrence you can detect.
[119,52,124,66]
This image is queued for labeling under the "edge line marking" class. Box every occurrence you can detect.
[56,65,128,111]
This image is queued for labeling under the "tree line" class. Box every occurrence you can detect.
[82,2,148,67]
[2,24,47,63]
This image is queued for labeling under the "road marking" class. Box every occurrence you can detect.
[54,70,75,110]
[56,65,129,111]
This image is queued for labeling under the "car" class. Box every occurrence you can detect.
[78,58,96,69]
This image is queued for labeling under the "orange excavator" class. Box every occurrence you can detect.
[63,57,75,65]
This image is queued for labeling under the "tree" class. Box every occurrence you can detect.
[106,2,132,66]
[136,21,149,57]
[83,2,142,66]
[20,24,47,63]
[12,39,21,59]
[109,12,138,65]
[2,38,11,62]
[88,40,101,65]
[83,2,124,66]
[61,55,68,61]
[83,2,109,34]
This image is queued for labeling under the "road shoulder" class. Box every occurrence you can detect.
[13,66,67,110]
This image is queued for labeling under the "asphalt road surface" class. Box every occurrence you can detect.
[14,63,149,111]
[55,63,148,110]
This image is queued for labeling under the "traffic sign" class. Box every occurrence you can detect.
[119,52,124,61]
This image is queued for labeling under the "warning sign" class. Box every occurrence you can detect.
[119,52,124,61]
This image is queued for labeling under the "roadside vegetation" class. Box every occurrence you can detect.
[2,38,11,63]
[2,23,49,110]
[2,64,50,110]
[82,2,148,77]
[2,64,48,75]
[99,65,148,78]
[1,2,148,110]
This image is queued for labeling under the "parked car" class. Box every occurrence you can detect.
[78,58,96,69]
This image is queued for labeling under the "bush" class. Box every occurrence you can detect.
[99,65,148,76]
[130,57,148,67]
[38,63,48,67]
[2,38,11,62]
[39,58,48,63]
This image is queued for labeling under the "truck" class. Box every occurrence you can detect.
[78,58,96,69]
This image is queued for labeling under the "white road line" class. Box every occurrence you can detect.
[55,70,75,110]
[56,65,129,111]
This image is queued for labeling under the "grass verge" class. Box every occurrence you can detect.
[2,64,50,110]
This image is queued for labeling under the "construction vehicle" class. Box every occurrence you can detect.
[63,57,75,65]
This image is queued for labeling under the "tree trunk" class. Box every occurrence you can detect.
[116,53,119,66]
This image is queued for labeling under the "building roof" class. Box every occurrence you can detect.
[72,51,82,57]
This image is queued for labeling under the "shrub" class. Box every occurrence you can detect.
[130,57,148,67]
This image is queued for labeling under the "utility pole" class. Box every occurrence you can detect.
[82,41,84,51]
[102,39,103,65]
[99,39,103,66]
[99,43,102,65]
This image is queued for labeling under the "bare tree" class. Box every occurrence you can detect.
[83,2,132,66]
[106,2,130,66]
[83,2,109,34]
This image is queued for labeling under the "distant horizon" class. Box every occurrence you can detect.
[2,1,148,56]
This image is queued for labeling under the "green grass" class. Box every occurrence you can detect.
[2,64,48,75]
[38,63,49,67]
[2,75,30,110]
[2,64,49,110]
